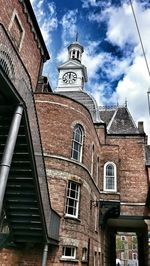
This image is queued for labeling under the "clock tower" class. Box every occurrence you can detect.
[55,41,87,92]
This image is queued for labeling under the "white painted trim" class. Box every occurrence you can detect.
[43,153,101,193]
[8,9,25,51]
[120,202,145,206]
[103,161,117,192]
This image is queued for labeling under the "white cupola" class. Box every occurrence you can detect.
[55,41,87,92]
[68,42,84,62]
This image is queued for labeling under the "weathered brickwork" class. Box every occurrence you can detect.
[35,93,102,265]
[0,0,43,89]
[0,246,43,266]
[35,92,150,265]
[1,0,150,265]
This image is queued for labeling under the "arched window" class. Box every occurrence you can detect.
[71,124,84,162]
[104,162,117,192]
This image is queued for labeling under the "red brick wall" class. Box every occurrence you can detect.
[0,246,43,266]
[0,0,42,89]
[35,93,102,265]
[106,136,148,216]
[35,93,101,180]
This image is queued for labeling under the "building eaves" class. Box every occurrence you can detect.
[21,0,50,61]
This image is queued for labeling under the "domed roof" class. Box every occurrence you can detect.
[57,90,102,123]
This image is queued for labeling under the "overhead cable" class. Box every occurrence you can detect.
[129,0,150,78]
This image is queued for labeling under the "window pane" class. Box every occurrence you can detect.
[72,125,83,161]
[106,164,114,176]
[106,177,114,189]
[66,181,80,217]
[73,142,80,152]
[74,128,82,143]
[62,246,76,258]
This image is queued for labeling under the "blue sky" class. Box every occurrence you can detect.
[31,0,150,139]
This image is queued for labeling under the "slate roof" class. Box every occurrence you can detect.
[56,91,102,123]
[99,106,139,134]
[56,90,141,135]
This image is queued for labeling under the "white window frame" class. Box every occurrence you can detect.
[132,236,137,250]
[62,246,76,259]
[71,124,84,162]
[132,252,138,260]
[103,162,117,192]
[65,181,80,218]
[121,235,126,241]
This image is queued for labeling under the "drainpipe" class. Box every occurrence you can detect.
[42,244,48,266]
[0,105,23,218]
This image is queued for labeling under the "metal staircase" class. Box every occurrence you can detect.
[0,106,45,244]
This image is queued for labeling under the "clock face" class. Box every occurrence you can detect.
[63,72,77,84]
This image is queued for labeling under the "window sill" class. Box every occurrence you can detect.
[64,215,81,223]
[102,191,120,194]
[60,258,79,263]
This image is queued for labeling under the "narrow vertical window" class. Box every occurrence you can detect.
[65,181,80,218]
[82,248,88,261]
[94,252,97,266]
[96,156,99,185]
[91,144,94,177]
[71,124,83,162]
[104,162,117,192]
[94,206,98,232]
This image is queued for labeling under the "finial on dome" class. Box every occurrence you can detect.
[75,32,78,42]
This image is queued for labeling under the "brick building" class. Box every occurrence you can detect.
[0,1,150,266]
[0,0,60,265]
[116,233,138,265]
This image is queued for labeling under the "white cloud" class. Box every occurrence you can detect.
[57,47,68,63]
[81,0,111,9]
[31,1,58,45]
[98,0,150,139]
[82,41,106,81]
[85,0,150,140]
[61,10,78,45]
[88,82,106,106]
